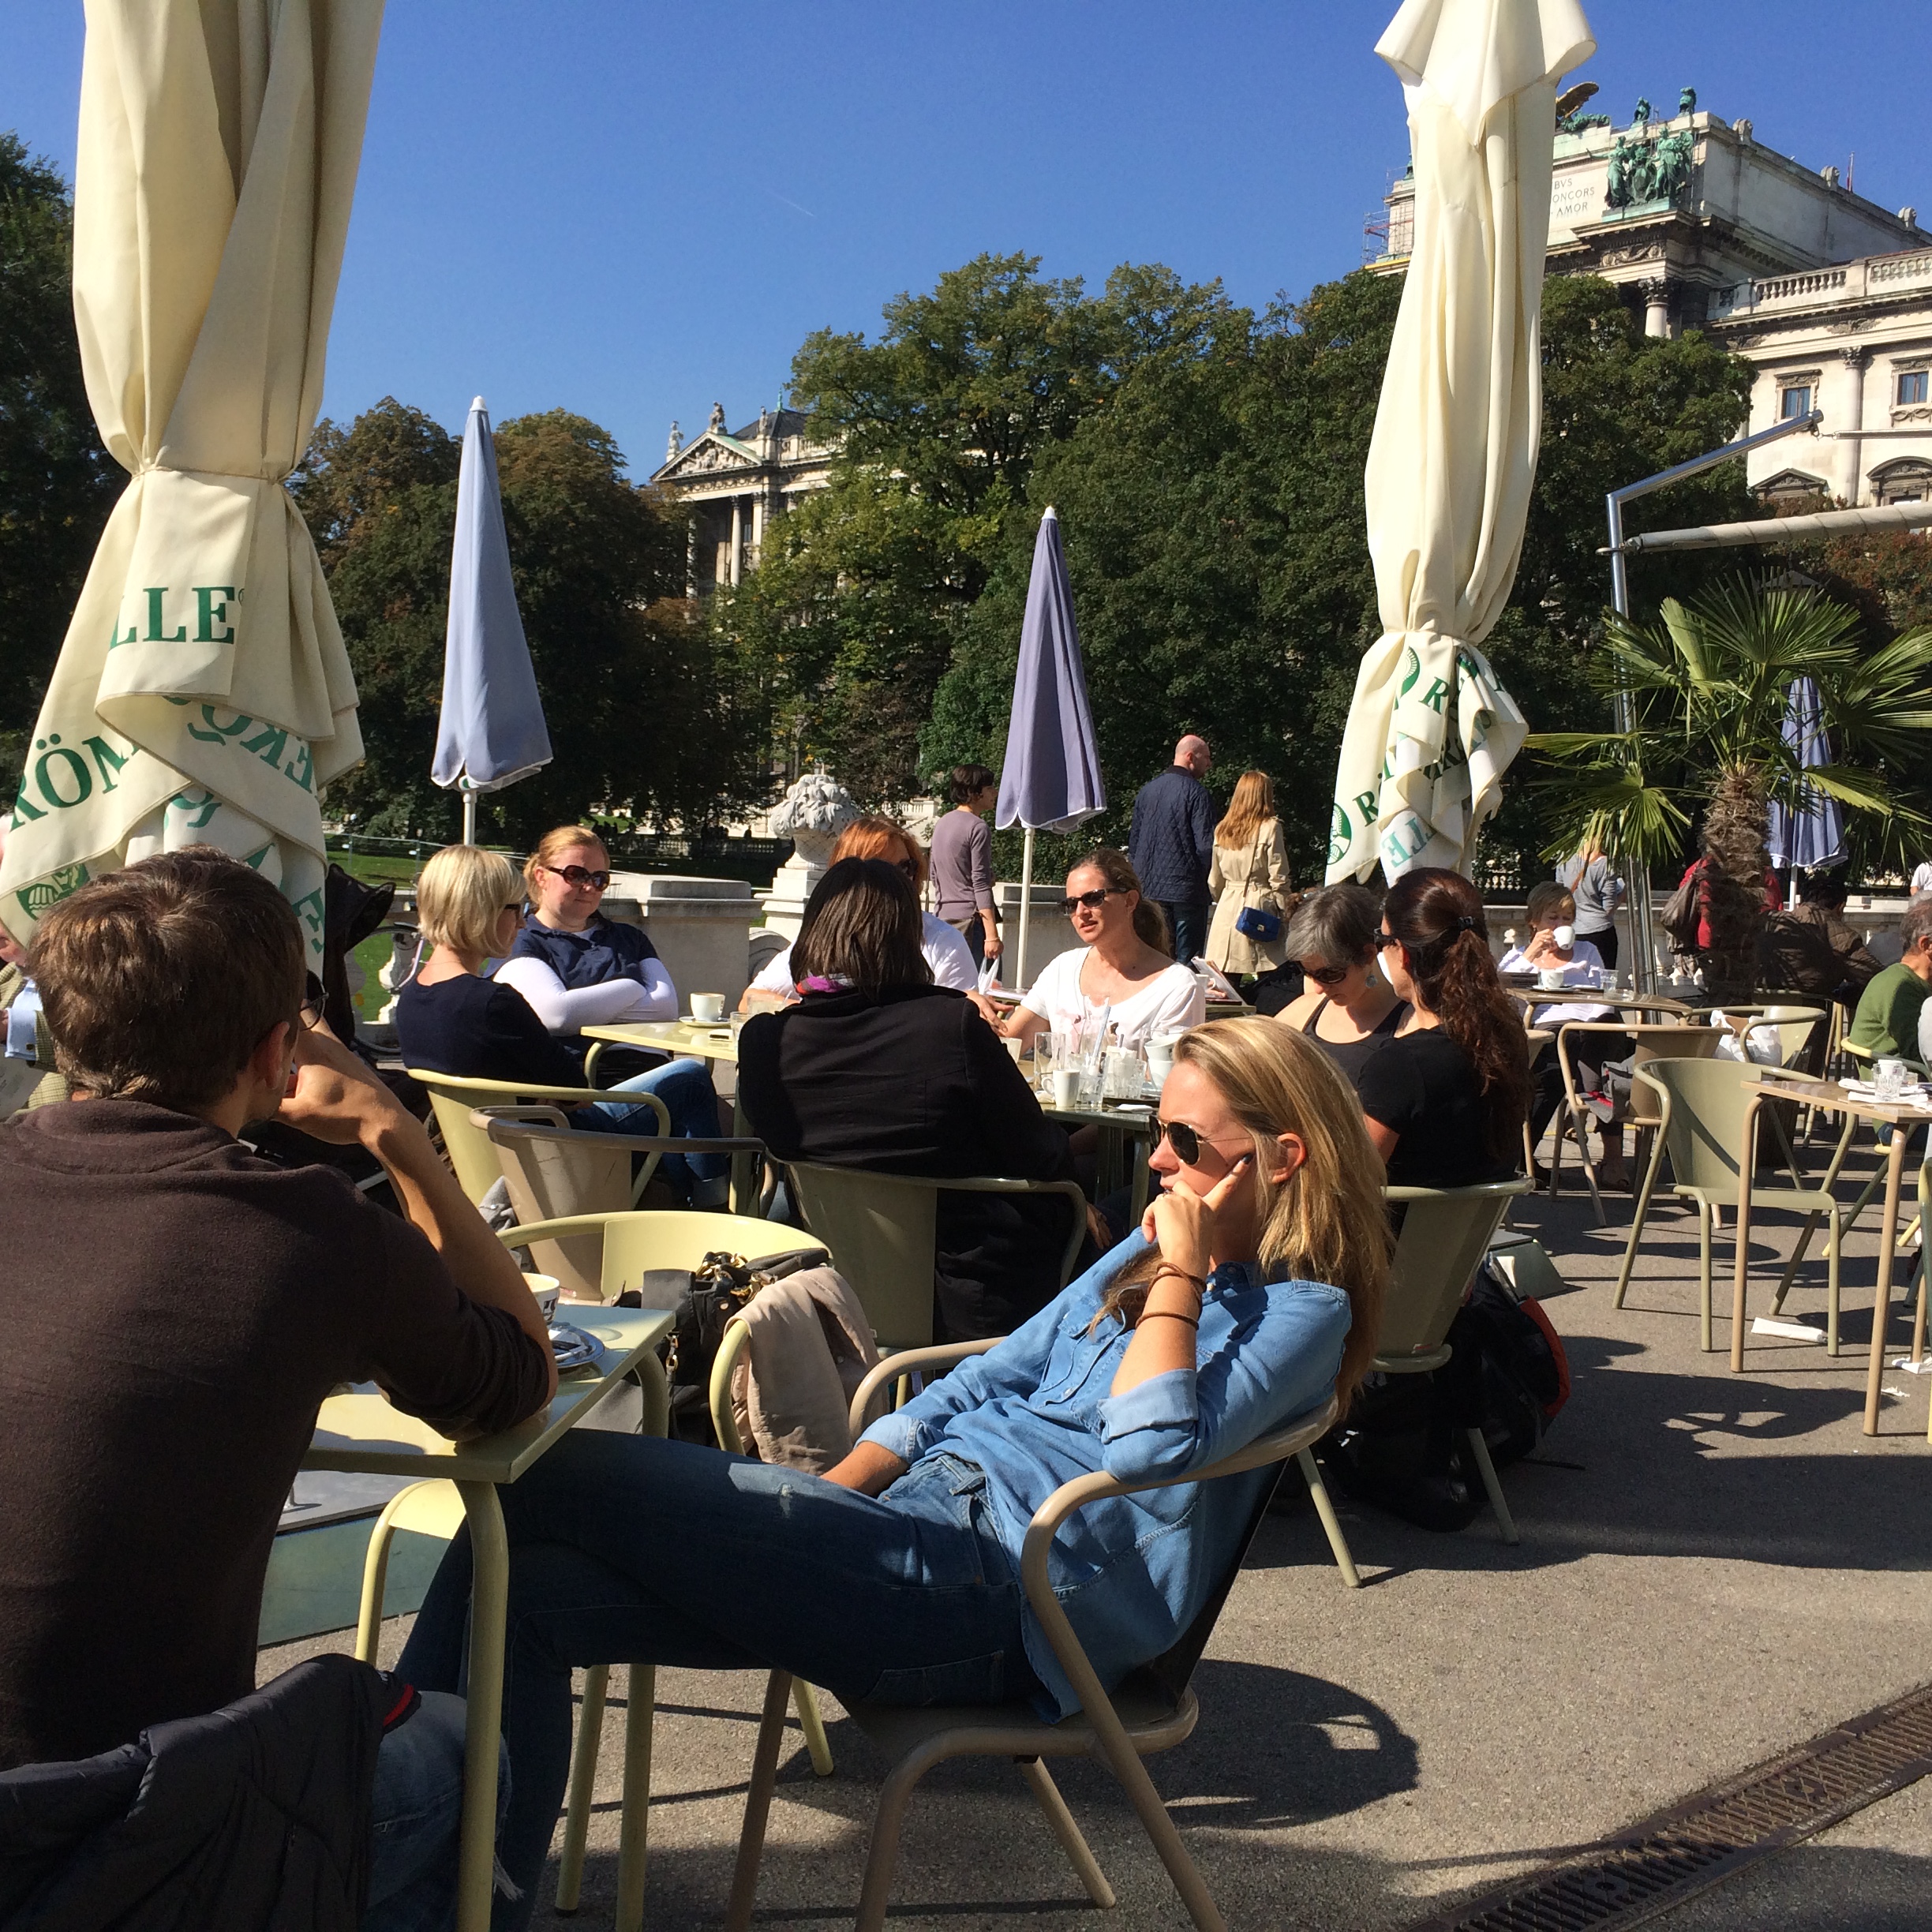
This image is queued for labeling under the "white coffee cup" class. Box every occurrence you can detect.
[690,992,726,1024]
[1553,923,1575,949]
[1051,1067,1082,1110]
[1146,1032,1183,1081]
[1537,966,1567,990]
[526,1274,561,1321]
[1003,1035,1024,1065]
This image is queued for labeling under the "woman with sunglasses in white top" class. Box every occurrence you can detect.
[1273,884,1409,1088]
[999,848,1205,1054]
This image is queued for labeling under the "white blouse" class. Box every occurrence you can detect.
[1018,947,1206,1050]
[752,912,978,996]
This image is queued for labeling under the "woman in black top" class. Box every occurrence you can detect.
[1275,885,1410,1089]
[738,858,1088,1342]
[1358,870,1530,1188]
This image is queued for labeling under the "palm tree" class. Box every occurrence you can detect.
[1530,579,1932,999]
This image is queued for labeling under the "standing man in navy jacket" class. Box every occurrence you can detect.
[1129,735,1217,964]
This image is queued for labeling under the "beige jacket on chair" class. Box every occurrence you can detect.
[728,1268,882,1474]
[1206,818,1292,976]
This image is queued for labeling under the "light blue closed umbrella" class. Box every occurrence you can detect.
[433,396,552,841]
[994,507,1105,989]
[1768,675,1846,884]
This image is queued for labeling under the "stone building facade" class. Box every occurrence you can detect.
[1378,90,1932,507]
[648,403,836,594]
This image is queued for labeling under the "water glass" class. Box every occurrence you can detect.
[1876,1058,1911,1102]
[1103,1045,1144,1100]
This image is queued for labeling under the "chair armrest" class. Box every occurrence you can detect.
[1383,1179,1532,1202]
[485,1121,760,1159]
[847,1338,1003,1440]
[710,1319,754,1455]
[1016,1395,1339,1711]
[471,1104,574,1130]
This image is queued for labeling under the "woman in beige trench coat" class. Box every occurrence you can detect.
[1207,771,1294,981]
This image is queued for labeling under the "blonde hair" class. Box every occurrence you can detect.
[1214,770,1275,852]
[832,814,925,889]
[524,824,608,897]
[1095,1018,1390,1412]
[419,845,522,957]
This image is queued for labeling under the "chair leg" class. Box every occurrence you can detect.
[353,1508,400,1664]
[1571,1104,1605,1227]
[723,1670,793,1932]
[1017,1756,1115,1908]
[554,1664,608,1915]
[1828,1211,1843,1357]
[615,1665,656,1932]
[1465,1428,1519,1546]
[1699,1198,1714,1354]
[1615,1133,1668,1309]
[854,1745,934,1932]
[793,1679,834,1777]
[1297,1447,1361,1588]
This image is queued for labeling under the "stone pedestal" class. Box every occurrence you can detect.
[990,879,1077,994]
[604,874,757,1005]
[759,771,857,942]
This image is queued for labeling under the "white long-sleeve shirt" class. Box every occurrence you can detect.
[492,953,679,1034]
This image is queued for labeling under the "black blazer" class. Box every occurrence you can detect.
[737,984,1084,1341]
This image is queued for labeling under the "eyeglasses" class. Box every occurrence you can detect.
[896,859,919,882]
[1059,886,1125,917]
[1305,962,1354,987]
[1373,930,1402,953]
[1152,1116,1245,1167]
[300,982,326,1029]
[548,865,610,890]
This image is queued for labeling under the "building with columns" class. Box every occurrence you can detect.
[1377,89,1932,507]
[648,402,837,593]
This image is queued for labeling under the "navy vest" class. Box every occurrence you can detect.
[511,915,658,990]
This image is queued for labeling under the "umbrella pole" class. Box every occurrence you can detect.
[462,788,477,846]
[1016,829,1035,994]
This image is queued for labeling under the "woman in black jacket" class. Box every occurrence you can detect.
[738,858,1088,1341]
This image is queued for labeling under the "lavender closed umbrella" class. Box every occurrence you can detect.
[1768,675,1846,886]
[994,507,1106,989]
[432,397,552,841]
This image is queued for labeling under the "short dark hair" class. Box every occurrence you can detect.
[792,858,930,997]
[949,763,996,805]
[31,848,305,1112]
[1803,871,1848,911]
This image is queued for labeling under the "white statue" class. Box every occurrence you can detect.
[666,420,682,462]
[761,772,859,942]
[708,400,727,434]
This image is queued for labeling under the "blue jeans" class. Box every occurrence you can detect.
[365,1690,510,1932]
[575,1058,727,1196]
[395,1431,1032,1930]
[1158,900,1210,965]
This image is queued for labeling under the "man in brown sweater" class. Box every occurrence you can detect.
[0,851,554,1922]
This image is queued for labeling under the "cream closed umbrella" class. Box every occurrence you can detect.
[0,0,383,961]
[1326,0,1593,886]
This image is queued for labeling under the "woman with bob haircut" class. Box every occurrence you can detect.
[1361,867,1531,1187]
[1000,848,1205,1054]
[399,1017,1390,1923]
[737,856,1082,1341]
[395,846,721,1171]
[740,814,976,1010]
[1275,882,1410,1089]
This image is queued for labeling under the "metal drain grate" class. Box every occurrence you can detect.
[1407,1681,1932,1932]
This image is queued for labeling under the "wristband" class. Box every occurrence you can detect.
[1138,1308,1200,1330]
[1149,1264,1207,1295]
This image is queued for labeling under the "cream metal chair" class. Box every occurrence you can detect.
[1615,1057,1860,1353]
[705,1320,837,1778]
[718,1346,1339,1932]
[1551,1020,1723,1224]
[1301,1179,1533,1589]
[783,1163,1088,1352]
[406,1068,670,1204]
[482,1112,766,1299]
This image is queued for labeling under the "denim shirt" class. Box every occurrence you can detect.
[860,1233,1351,1719]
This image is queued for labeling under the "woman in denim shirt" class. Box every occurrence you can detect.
[400,1018,1390,1924]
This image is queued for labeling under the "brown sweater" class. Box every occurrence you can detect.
[0,1099,549,1770]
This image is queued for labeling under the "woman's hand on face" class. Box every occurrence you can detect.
[1139,1153,1251,1279]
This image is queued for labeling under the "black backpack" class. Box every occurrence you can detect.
[1320,1263,1569,1533]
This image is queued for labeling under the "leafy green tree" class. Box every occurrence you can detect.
[297,401,760,843]
[0,136,118,791]
[1529,581,1932,997]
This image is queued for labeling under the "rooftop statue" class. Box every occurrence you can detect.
[1677,87,1697,118]
[1633,96,1652,127]
[707,400,727,434]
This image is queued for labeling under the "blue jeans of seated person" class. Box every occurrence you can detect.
[365,1690,511,1932]
[572,1058,727,1199]
[395,1429,1033,1931]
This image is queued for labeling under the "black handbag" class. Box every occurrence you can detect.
[616,1247,828,1391]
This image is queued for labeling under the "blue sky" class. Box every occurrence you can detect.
[2,3,1922,478]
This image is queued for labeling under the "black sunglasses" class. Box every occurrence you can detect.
[549,864,610,890]
[895,859,919,882]
[1059,886,1125,917]
[1373,930,1402,953]
[1152,1116,1246,1166]
[1305,962,1354,987]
